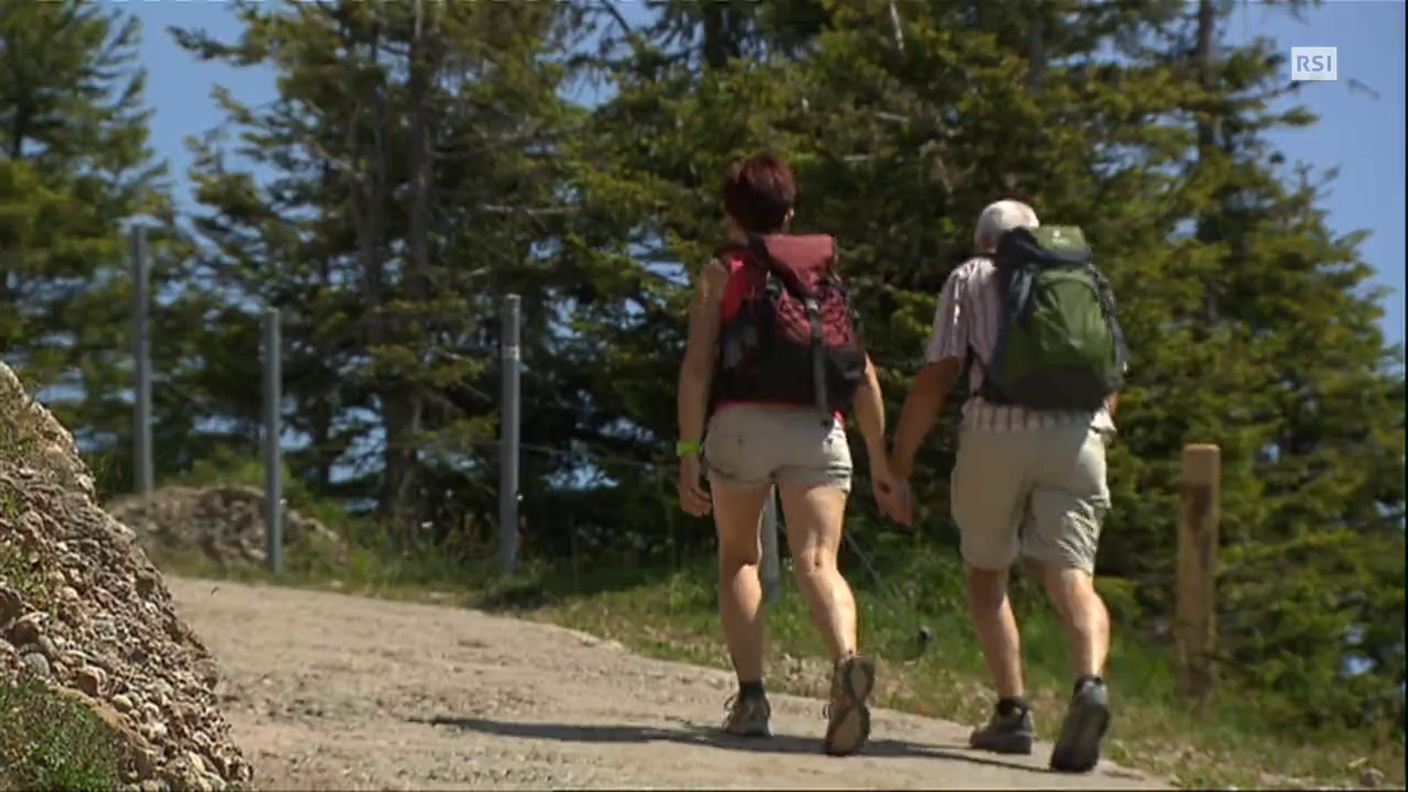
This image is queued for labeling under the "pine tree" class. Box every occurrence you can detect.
[0,0,172,491]
[1149,0,1406,728]
[174,0,594,540]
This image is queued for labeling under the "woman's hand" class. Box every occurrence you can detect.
[871,463,913,527]
[678,454,712,517]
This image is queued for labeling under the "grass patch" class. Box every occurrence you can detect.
[0,376,39,464]
[0,548,41,603]
[0,487,26,522]
[151,515,1404,791]
[0,678,122,792]
[2,371,118,792]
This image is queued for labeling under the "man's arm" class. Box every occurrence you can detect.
[851,354,888,464]
[889,269,968,478]
[889,357,962,478]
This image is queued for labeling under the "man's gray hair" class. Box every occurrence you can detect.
[974,199,1040,253]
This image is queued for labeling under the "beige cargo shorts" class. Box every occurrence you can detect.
[950,421,1111,575]
[704,403,853,493]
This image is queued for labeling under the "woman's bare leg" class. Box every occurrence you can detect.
[712,482,773,685]
[778,479,874,756]
[777,482,855,657]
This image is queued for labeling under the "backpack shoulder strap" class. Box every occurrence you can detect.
[745,234,813,298]
[709,245,758,293]
[994,226,1092,270]
[744,234,782,273]
[711,244,750,269]
[1086,263,1131,371]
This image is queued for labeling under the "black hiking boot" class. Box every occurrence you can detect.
[969,697,1035,755]
[1050,676,1111,773]
[822,652,876,756]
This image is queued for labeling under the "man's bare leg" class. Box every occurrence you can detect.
[1041,564,1110,680]
[1042,562,1112,773]
[965,564,1035,755]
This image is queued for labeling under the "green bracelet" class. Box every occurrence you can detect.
[675,440,702,457]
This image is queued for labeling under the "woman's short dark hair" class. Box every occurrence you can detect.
[722,153,797,234]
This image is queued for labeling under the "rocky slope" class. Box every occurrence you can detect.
[0,361,252,791]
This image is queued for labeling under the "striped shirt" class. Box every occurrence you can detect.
[924,256,1117,434]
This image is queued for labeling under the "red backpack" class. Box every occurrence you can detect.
[710,233,866,415]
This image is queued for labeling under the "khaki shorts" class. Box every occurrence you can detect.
[704,404,852,493]
[950,422,1111,574]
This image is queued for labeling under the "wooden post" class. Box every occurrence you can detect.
[1176,443,1221,709]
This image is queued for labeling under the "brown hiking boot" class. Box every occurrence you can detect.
[722,692,772,737]
[822,652,876,756]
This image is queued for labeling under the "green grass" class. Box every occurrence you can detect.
[0,394,37,465]
[151,511,1405,792]
[0,678,122,792]
[0,487,41,605]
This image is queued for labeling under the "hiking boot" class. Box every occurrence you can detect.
[1050,677,1111,773]
[969,700,1035,755]
[823,652,876,756]
[722,692,772,737]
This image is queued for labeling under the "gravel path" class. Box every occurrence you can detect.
[166,576,1168,790]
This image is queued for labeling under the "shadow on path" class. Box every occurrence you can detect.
[410,714,1054,776]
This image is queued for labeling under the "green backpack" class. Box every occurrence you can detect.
[977,225,1128,412]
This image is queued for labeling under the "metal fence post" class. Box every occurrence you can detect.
[499,294,522,576]
[131,226,153,495]
[760,486,781,603]
[263,308,283,576]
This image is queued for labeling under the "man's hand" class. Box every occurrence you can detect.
[677,454,712,517]
[871,461,914,527]
[885,357,959,529]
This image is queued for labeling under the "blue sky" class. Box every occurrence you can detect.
[129,0,1404,350]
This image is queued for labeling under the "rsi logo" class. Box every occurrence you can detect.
[1291,47,1338,82]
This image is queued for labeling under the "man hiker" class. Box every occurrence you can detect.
[887,199,1128,773]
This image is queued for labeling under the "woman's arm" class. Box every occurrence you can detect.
[854,353,912,524]
[677,259,730,449]
[851,354,888,464]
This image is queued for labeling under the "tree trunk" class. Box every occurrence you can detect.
[310,393,332,492]
[343,15,404,521]
[700,1,742,71]
[1026,2,1046,94]
[1194,0,1220,326]
[381,0,440,533]
[407,0,434,314]
[380,389,422,532]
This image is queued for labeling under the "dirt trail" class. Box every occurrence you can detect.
[166,576,1167,790]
